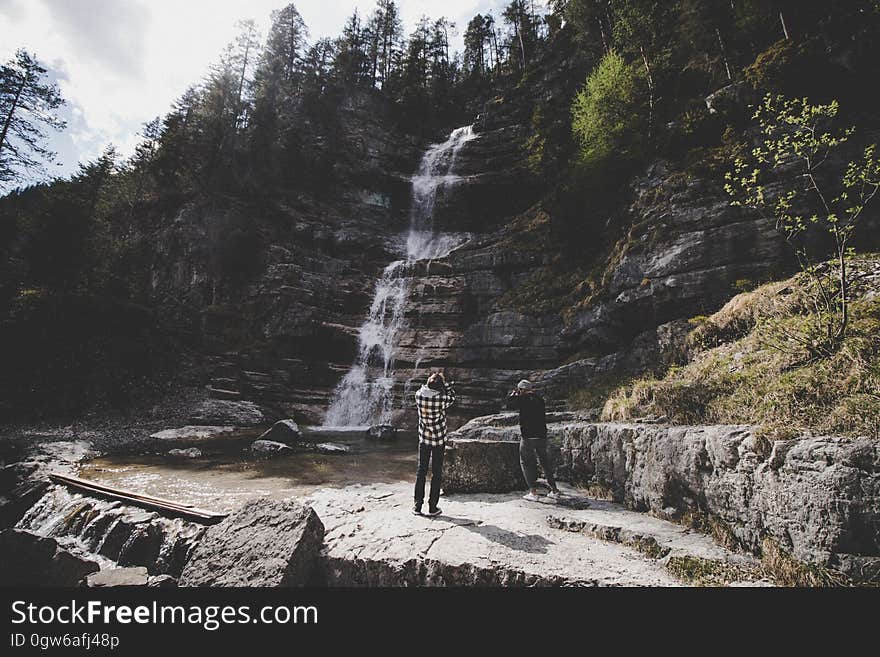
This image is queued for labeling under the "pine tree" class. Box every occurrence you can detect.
[0,49,66,189]
[464,14,492,77]
[334,11,370,84]
[264,3,308,82]
[250,5,308,183]
[199,20,262,186]
[502,0,534,71]
[302,39,336,94]
[364,0,403,89]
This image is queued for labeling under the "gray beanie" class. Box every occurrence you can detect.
[517,379,533,390]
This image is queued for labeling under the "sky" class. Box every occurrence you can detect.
[0,0,512,184]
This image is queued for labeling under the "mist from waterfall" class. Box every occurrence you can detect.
[322,125,477,427]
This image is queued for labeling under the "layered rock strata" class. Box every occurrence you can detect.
[446,416,880,582]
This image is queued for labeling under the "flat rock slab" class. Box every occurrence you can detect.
[179,498,324,587]
[307,482,752,587]
[86,567,150,587]
[150,426,244,445]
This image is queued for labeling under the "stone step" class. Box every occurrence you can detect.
[547,509,767,586]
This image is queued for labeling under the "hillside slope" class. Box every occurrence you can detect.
[603,255,880,441]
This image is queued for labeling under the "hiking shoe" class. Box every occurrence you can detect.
[426,507,442,517]
[412,505,423,516]
[522,492,541,502]
[547,490,563,501]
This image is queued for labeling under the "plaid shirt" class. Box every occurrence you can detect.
[415,383,456,445]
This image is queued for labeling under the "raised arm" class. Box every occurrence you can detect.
[442,383,456,410]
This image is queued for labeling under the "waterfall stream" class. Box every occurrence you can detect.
[323,125,477,427]
[16,485,205,576]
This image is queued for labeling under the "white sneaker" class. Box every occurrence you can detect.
[547,490,563,500]
[522,492,541,502]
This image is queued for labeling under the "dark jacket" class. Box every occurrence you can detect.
[505,391,547,439]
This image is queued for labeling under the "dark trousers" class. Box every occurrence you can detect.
[520,436,557,490]
[414,442,445,510]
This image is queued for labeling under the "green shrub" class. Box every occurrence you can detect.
[571,50,646,167]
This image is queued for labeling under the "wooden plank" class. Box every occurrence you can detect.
[50,472,200,509]
[49,473,226,522]
[49,473,225,518]
[49,473,223,519]
[49,473,228,524]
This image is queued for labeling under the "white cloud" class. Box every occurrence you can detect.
[0,0,514,180]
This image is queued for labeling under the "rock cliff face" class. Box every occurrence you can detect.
[130,82,562,425]
[560,162,793,354]
[133,90,424,424]
[379,149,880,426]
[133,87,552,425]
[379,161,778,426]
[447,416,880,583]
[126,67,879,430]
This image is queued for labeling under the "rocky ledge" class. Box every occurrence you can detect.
[446,416,880,583]
[4,456,764,587]
[307,482,757,586]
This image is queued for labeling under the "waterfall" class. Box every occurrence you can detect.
[323,125,477,427]
[16,486,205,576]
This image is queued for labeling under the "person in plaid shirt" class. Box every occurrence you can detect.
[413,371,456,516]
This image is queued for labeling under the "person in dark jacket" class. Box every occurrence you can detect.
[505,379,562,502]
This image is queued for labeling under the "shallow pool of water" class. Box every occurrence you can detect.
[77,429,418,513]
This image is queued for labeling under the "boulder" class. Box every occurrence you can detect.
[364,424,397,441]
[85,567,150,587]
[314,442,350,455]
[444,439,527,493]
[189,399,265,427]
[168,448,203,459]
[0,529,99,586]
[178,498,325,587]
[250,440,293,457]
[257,419,301,444]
